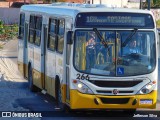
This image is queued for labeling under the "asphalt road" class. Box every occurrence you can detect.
[0,40,159,120]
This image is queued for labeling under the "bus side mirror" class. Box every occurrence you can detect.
[67,31,73,44]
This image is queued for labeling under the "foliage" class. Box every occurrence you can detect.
[0,20,18,40]
[143,0,160,8]
[156,20,160,28]
[43,0,52,3]
[58,0,65,2]
[43,0,60,3]
[30,0,37,4]
[6,0,20,1]
[0,20,4,34]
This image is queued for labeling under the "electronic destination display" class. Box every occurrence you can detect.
[75,12,154,28]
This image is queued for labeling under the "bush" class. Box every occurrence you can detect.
[0,20,18,40]
[0,20,4,34]
[156,20,160,28]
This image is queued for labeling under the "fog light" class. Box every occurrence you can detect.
[141,89,149,94]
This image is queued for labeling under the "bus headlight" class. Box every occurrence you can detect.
[137,81,156,94]
[73,80,93,94]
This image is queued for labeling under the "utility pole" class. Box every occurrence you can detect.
[140,0,142,9]
[121,0,122,7]
[148,0,150,10]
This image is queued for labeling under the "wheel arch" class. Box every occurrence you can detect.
[55,75,61,99]
[28,61,32,71]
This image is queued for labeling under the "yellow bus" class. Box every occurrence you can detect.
[18,3,158,112]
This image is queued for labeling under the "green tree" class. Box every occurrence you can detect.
[43,0,58,3]
[43,0,50,3]
[152,0,160,7]
[0,20,4,35]
[143,0,160,8]
[6,0,19,7]
[30,0,37,3]
[58,0,65,1]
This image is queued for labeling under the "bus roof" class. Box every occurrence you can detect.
[21,3,153,17]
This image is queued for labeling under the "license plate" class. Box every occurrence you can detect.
[140,99,152,105]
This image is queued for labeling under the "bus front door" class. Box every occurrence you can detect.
[23,22,29,78]
[42,25,47,89]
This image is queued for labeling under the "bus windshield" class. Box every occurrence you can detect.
[74,30,156,76]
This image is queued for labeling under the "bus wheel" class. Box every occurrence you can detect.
[56,81,68,111]
[28,66,36,92]
[57,84,64,110]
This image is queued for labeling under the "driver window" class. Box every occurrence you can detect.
[121,34,141,55]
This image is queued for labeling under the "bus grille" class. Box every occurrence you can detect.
[100,98,130,104]
[88,80,142,87]
[96,90,133,94]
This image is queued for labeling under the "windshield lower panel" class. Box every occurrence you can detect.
[74,30,156,76]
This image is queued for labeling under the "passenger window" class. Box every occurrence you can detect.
[49,19,56,33]
[19,13,25,39]
[30,15,35,29]
[29,30,35,43]
[35,16,42,46]
[48,35,56,51]
[29,15,35,43]
[35,30,41,46]
[29,15,42,46]
[36,16,42,30]
[48,18,57,51]
[57,19,65,53]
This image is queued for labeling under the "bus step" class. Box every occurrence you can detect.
[41,90,47,94]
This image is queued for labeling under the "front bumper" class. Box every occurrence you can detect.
[70,90,157,109]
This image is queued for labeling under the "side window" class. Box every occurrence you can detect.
[29,15,42,46]
[48,19,57,51]
[57,19,65,53]
[29,15,35,43]
[19,13,25,39]
[35,16,42,46]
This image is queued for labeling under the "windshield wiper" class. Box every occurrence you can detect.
[122,28,138,47]
[93,28,108,48]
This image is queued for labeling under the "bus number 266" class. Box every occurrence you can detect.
[76,74,90,80]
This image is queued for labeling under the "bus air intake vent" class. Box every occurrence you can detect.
[96,90,112,93]
[100,98,130,104]
[89,80,143,87]
[96,90,133,94]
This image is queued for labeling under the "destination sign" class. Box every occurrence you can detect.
[86,16,144,25]
[75,12,154,28]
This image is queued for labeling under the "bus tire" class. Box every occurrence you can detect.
[28,66,37,92]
